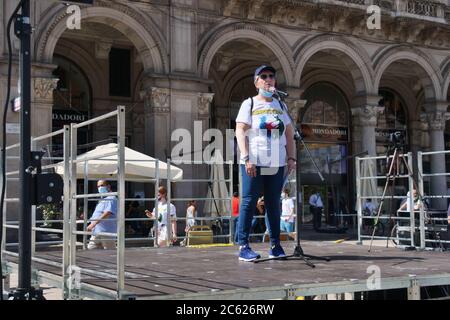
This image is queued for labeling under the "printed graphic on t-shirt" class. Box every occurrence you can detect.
[254,109,285,139]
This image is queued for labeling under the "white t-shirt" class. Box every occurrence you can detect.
[236,97,291,167]
[281,198,295,222]
[186,206,196,227]
[152,201,176,226]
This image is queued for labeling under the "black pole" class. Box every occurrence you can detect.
[17,0,32,297]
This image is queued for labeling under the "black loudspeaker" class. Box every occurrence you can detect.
[33,173,64,205]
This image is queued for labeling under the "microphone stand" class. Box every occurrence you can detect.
[254,92,330,267]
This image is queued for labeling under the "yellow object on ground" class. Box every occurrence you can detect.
[187,243,234,248]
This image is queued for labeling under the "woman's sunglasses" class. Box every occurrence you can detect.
[259,74,275,80]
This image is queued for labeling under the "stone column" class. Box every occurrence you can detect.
[140,87,171,161]
[409,116,428,181]
[32,77,58,149]
[424,105,450,210]
[351,105,384,156]
[198,93,214,127]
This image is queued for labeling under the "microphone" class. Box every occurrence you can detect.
[269,87,289,98]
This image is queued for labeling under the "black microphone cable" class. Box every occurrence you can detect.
[1,0,25,300]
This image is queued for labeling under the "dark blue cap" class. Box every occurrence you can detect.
[254,65,276,80]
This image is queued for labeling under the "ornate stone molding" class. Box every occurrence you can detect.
[33,78,58,101]
[95,41,113,60]
[219,0,450,49]
[351,105,385,127]
[223,0,238,16]
[248,0,265,20]
[424,110,450,131]
[140,87,171,114]
[198,93,214,117]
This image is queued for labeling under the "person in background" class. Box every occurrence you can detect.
[447,203,450,224]
[232,192,240,243]
[280,188,295,235]
[180,200,197,246]
[309,190,324,231]
[125,199,141,235]
[87,180,117,250]
[145,186,177,247]
[363,198,377,216]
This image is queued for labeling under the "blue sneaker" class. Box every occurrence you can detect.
[238,245,261,262]
[269,243,286,258]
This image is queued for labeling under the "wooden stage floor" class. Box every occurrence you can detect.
[7,240,450,299]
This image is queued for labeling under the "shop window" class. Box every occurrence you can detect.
[109,48,131,97]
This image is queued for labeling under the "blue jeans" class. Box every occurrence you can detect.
[233,216,239,243]
[237,165,285,246]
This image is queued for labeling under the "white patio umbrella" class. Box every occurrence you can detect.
[55,143,183,181]
[203,150,230,218]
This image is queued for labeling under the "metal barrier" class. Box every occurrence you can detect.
[355,153,419,248]
[1,106,239,300]
[418,150,450,250]
[166,159,234,246]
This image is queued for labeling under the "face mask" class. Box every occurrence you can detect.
[281,193,287,199]
[98,186,108,194]
[259,88,273,98]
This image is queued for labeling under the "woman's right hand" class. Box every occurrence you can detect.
[145,210,153,218]
[245,160,256,177]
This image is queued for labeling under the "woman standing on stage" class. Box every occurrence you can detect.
[235,65,296,262]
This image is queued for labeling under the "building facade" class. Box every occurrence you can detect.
[1,0,450,223]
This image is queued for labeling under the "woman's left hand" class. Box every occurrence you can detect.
[288,158,296,173]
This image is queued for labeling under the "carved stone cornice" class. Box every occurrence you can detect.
[95,41,113,60]
[140,87,171,114]
[424,110,450,131]
[198,93,214,117]
[351,105,385,127]
[219,0,450,49]
[33,77,58,101]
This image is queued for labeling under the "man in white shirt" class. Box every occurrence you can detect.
[309,190,323,231]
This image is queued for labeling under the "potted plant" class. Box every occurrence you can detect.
[38,203,63,231]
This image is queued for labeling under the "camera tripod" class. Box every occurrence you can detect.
[367,145,427,252]
[253,94,330,267]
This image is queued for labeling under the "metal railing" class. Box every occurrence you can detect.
[417,150,450,250]
[355,153,419,248]
[356,151,449,250]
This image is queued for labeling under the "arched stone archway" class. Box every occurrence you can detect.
[198,22,295,86]
[294,35,375,95]
[34,2,168,74]
[441,58,450,99]
[300,69,355,104]
[373,46,443,101]
[54,39,105,97]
